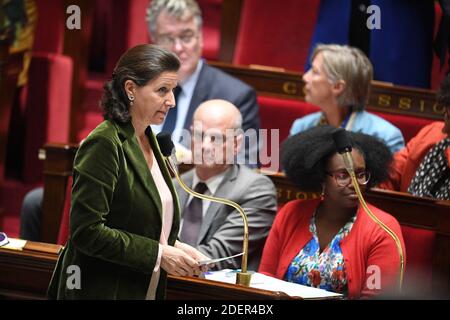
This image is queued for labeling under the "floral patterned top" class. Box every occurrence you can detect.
[284,211,356,296]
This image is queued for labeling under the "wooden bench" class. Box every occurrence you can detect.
[208,60,443,121]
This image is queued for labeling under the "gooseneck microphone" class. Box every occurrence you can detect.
[156,132,252,286]
[156,131,179,173]
[332,128,405,291]
[332,127,355,175]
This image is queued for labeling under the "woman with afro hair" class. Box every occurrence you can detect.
[259,126,405,299]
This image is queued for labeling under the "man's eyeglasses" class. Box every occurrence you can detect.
[0,232,9,247]
[156,32,198,47]
[326,170,370,187]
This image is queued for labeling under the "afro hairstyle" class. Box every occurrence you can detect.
[281,125,393,192]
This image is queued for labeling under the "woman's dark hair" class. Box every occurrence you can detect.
[282,126,392,192]
[101,44,180,123]
[437,74,450,107]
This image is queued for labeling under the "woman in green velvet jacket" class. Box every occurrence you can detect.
[48,44,208,299]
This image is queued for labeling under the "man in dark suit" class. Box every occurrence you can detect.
[146,0,260,167]
[174,99,276,271]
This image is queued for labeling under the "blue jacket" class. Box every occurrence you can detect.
[290,111,405,153]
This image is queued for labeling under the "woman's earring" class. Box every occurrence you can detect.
[128,94,134,106]
[320,185,325,201]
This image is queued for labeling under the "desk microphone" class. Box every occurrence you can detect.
[156,132,252,286]
[331,128,405,291]
[332,127,354,175]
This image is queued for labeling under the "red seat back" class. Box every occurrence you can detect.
[34,0,66,53]
[371,111,435,143]
[233,0,320,71]
[198,0,221,60]
[22,53,73,182]
[400,225,435,296]
[257,96,320,171]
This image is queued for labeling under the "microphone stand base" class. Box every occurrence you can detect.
[236,272,252,286]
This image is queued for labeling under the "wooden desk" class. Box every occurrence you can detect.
[0,241,293,300]
[0,241,62,299]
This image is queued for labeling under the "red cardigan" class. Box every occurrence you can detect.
[381,121,450,192]
[258,199,406,299]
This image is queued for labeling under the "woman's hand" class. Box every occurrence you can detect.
[175,241,214,272]
[160,244,203,277]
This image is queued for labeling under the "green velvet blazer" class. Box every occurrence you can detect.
[47,120,180,299]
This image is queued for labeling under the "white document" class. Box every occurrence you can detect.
[1,238,27,251]
[198,252,244,266]
[204,269,342,299]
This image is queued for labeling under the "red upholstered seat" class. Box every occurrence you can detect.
[371,111,435,143]
[257,96,319,171]
[104,0,150,74]
[233,0,320,72]
[258,96,320,143]
[34,0,66,54]
[22,53,73,182]
[198,0,221,60]
[400,225,435,296]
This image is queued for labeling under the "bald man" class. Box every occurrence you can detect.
[173,100,277,271]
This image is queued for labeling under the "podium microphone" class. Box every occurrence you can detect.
[156,132,252,286]
[332,128,405,291]
[332,127,355,175]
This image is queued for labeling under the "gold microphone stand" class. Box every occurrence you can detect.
[341,152,405,291]
[165,159,252,286]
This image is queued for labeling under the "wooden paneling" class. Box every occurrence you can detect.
[40,143,78,243]
[0,242,62,299]
[208,61,443,120]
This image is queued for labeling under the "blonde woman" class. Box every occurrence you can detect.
[290,44,405,153]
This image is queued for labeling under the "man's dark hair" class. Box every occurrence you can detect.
[101,44,180,123]
[282,126,392,192]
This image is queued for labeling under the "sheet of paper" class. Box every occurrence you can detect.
[204,269,342,299]
[1,238,27,251]
[198,252,244,266]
